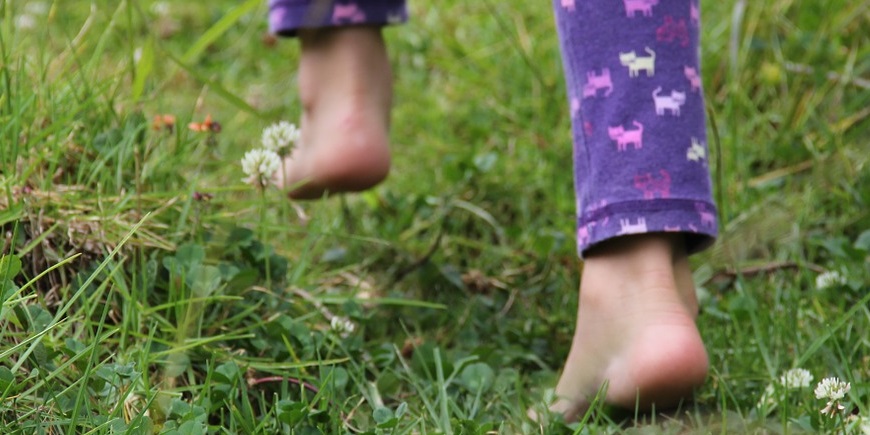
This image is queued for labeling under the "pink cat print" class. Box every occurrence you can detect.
[684,66,701,92]
[652,87,686,116]
[583,68,614,98]
[694,202,715,227]
[607,120,644,151]
[690,2,700,25]
[332,3,366,24]
[634,170,671,199]
[562,0,576,12]
[623,0,658,17]
[577,222,595,245]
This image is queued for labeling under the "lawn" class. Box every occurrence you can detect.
[0,0,868,433]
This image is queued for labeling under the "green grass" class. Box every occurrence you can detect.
[1,0,868,433]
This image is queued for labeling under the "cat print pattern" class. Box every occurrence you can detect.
[584,68,614,98]
[268,1,407,36]
[620,47,656,78]
[656,16,689,46]
[634,170,671,199]
[552,0,717,254]
[686,137,706,162]
[267,0,718,256]
[617,218,648,235]
[652,87,686,116]
[332,3,366,24]
[623,0,659,17]
[684,66,701,92]
[608,121,644,151]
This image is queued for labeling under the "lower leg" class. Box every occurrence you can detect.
[548,233,708,420]
[548,0,715,418]
[276,26,393,199]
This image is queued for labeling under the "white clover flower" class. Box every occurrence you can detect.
[815,377,851,417]
[241,149,281,188]
[816,270,847,290]
[261,121,300,154]
[330,316,356,338]
[780,368,813,389]
[815,377,850,401]
[756,383,777,408]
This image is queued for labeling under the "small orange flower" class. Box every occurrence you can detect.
[188,114,222,133]
[152,114,176,132]
[192,191,213,201]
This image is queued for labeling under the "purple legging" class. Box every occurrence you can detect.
[268,0,718,256]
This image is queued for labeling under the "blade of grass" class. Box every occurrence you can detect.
[163,47,264,119]
[8,213,150,373]
[181,0,261,64]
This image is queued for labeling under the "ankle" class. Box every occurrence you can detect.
[299,25,385,50]
[583,234,680,286]
[296,25,393,145]
[585,233,682,262]
[580,233,698,315]
[298,26,392,105]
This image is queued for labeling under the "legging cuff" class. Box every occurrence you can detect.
[269,1,408,36]
[577,198,717,257]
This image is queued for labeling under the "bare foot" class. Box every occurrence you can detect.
[546,234,708,421]
[275,26,392,199]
